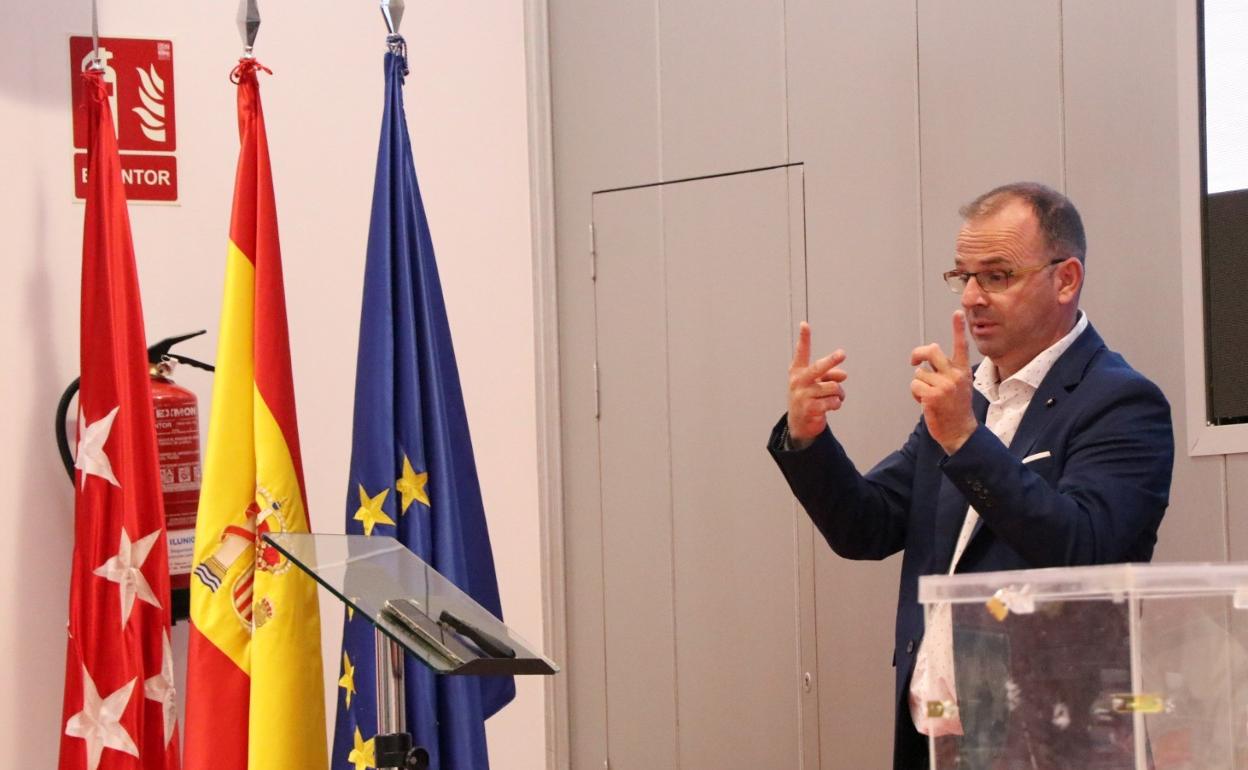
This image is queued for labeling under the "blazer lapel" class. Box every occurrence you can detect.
[1005,324,1105,462]
[963,324,1106,547]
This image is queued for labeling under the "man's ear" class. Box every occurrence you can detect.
[1055,257,1083,304]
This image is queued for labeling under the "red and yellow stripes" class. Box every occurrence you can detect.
[184,61,327,770]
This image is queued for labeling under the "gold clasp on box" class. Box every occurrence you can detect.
[926,700,958,718]
[985,585,1035,621]
[1110,693,1165,714]
[985,595,1009,622]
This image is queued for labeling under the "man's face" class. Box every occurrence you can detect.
[954,200,1070,378]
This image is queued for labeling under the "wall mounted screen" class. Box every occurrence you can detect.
[1201,0,1248,425]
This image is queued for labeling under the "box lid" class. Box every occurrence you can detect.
[919,561,1248,605]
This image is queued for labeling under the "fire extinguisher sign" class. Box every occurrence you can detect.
[69,36,178,203]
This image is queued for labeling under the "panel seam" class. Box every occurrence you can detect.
[914,0,926,345]
[589,193,613,770]
[593,162,803,196]
[1223,456,1231,562]
[1058,0,1068,191]
[654,0,679,760]
[782,0,792,163]
[658,180,684,770]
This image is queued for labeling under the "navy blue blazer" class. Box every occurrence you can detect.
[767,324,1173,769]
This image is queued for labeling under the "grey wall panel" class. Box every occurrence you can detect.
[658,0,789,179]
[551,215,611,761]
[1062,0,1226,563]
[550,0,663,192]
[548,1,663,766]
[785,2,923,767]
[593,189,681,770]
[918,1,1065,347]
[556,259,611,770]
[1229,455,1247,560]
[787,0,924,462]
[664,169,804,769]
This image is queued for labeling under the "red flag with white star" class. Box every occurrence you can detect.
[58,67,180,770]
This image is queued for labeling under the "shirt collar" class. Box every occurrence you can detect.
[974,311,1089,399]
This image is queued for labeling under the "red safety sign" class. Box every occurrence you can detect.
[69,36,178,202]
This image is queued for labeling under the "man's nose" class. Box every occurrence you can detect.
[961,277,988,308]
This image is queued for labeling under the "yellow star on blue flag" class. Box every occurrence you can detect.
[347,726,375,770]
[353,484,394,536]
[396,454,429,514]
[338,651,357,709]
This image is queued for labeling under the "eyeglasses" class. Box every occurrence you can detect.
[942,259,1065,294]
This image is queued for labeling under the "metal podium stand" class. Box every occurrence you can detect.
[264,533,559,770]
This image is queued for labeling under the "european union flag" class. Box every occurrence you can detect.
[332,44,515,770]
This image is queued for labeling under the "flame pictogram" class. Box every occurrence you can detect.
[132,65,167,143]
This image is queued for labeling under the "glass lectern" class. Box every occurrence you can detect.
[919,562,1248,770]
[264,533,558,770]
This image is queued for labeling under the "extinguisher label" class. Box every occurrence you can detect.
[154,402,202,523]
[167,529,196,588]
[153,396,201,590]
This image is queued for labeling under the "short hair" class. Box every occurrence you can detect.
[959,182,1086,264]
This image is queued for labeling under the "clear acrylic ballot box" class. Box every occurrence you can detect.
[919,563,1248,770]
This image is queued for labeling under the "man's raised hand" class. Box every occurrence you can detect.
[787,322,848,444]
[910,310,977,455]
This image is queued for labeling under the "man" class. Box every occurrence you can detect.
[767,182,1173,769]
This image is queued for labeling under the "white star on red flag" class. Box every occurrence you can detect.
[64,666,140,770]
[75,405,121,488]
[144,630,178,748]
[93,527,163,626]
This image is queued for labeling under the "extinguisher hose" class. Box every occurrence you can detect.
[55,377,81,482]
[54,330,215,484]
[162,353,215,373]
[149,330,216,374]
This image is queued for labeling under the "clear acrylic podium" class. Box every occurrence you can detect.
[264,533,558,769]
[919,563,1248,770]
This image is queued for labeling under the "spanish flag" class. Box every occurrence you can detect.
[183,58,328,770]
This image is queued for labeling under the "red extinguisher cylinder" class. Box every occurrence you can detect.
[149,362,201,596]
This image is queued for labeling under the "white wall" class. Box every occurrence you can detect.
[0,1,546,767]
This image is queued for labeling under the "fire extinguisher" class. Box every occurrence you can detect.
[56,330,214,622]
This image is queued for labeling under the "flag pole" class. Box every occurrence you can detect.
[381,0,407,67]
[88,0,103,70]
[380,0,405,35]
[237,0,260,58]
[373,628,431,769]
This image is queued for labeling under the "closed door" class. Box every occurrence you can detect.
[589,164,818,770]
